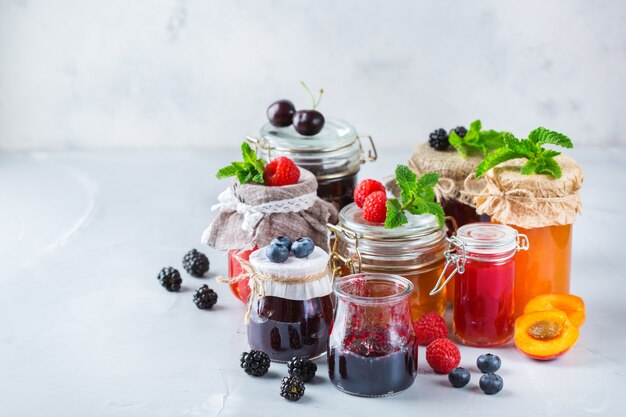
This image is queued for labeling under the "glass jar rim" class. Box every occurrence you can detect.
[455,223,519,255]
[259,118,357,153]
[333,273,414,304]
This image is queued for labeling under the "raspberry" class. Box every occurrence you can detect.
[263,156,300,186]
[426,338,461,374]
[415,312,449,346]
[361,191,387,223]
[354,179,385,208]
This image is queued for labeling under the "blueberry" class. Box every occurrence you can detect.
[266,243,289,263]
[448,367,471,388]
[291,237,314,258]
[477,353,501,373]
[271,236,293,251]
[479,373,503,395]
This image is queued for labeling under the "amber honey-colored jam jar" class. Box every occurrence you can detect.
[247,118,377,210]
[329,203,448,321]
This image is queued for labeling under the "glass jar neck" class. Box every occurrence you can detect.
[333,273,413,307]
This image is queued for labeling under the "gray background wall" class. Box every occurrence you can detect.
[1,0,624,150]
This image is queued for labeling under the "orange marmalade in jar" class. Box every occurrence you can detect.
[329,203,448,321]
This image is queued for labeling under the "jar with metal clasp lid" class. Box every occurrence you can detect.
[328,203,448,320]
[430,223,529,347]
[247,118,377,210]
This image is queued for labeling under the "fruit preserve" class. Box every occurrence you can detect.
[247,246,333,362]
[227,248,256,302]
[431,223,528,347]
[247,118,377,210]
[329,203,448,321]
[328,273,418,397]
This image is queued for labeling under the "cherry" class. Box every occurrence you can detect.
[267,99,296,127]
[293,82,325,136]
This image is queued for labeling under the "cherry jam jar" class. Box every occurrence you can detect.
[431,223,529,347]
[328,273,418,397]
[247,246,333,362]
[247,119,377,210]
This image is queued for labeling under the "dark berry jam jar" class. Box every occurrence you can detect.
[431,223,529,347]
[328,273,418,397]
[247,246,333,362]
[247,118,377,210]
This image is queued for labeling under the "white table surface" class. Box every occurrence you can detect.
[1,148,625,417]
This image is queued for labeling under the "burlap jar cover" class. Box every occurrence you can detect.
[201,168,338,252]
[467,155,584,228]
[397,143,486,206]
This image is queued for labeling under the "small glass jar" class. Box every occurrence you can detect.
[246,246,333,362]
[329,203,448,321]
[431,223,529,347]
[247,118,377,210]
[227,248,256,302]
[328,273,418,397]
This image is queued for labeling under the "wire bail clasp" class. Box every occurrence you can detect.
[429,235,466,296]
[516,233,530,252]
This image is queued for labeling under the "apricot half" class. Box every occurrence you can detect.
[514,310,579,360]
[524,294,586,328]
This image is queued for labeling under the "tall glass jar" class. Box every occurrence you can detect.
[246,246,333,362]
[247,118,377,210]
[329,203,448,321]
[431,223,529,347]
[328,273,418,397]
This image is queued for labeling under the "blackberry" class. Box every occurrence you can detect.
[287,357,317,382]
[157,267,182,292]
[193,285,218,309]
[451,126,467,138]
[182,249,210,277]
[280,376,305,401]
[240,350,270,377]
[428,128,449,151]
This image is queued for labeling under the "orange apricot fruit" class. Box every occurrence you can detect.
[523,293,585,328]
[514,310,579,360]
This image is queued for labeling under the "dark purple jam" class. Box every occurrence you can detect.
[317,173,357,211]
[441,198,489,233]
[247,295,334,362]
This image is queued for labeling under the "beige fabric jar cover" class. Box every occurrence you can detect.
[201,168,338,252]
[403,143,486,206]
[471,155,584,229]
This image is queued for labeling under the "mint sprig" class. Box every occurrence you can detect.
[449,120,505,158]
[216,142,266,184]
[385,165,445,229]
[475,127,573,179]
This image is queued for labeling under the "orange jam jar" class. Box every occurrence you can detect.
[329,203,448,321]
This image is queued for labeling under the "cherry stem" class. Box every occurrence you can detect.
[300,81,324,110]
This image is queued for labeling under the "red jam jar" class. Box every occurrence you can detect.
[247,119,377,210]
[247,246,333,362]
[227,248,256,302]
[328,273,418,397]
[431,223,529,347]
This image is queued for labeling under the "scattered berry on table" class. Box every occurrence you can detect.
[287,357,317,382]
[280,375,306,401]
[157,267,182,292]
[240,350,271,377]
[182,249,210,277]
[354,179,386,208]
[425,338,461,374]
[479,373,504,395]
[267,100,296,127]
[429,128,450,151]
[193,284,218,309]
[271,236,293,251]
[415,311,449,346]
[266,242,290,263]
[263,156,300,187]
[448,367,471,388]
[362,191,387,223]
[291,237,314,258]
[477,353,501,373]
[451,126,467,138]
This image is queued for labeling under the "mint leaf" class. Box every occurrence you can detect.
[385,198,408,229]
[537,156,563,178]
[425,201,446,229]
[447,119,505,158]
[528,127,573,148]
[520,158,539,175]
[448,131,468,158]
[216,164,238,179]
[470,120,482,132]
[395,164,417,200]
[475,147,522,178]
[216,141,266,184]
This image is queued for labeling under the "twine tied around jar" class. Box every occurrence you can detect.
[216,256,330,324]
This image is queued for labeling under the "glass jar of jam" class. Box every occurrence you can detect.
[247,118,377,210]
[431,223,529,347]
[329,203,448,321]
[246,246,333,362]
[328,273,418,397]
[227,248,256,302]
